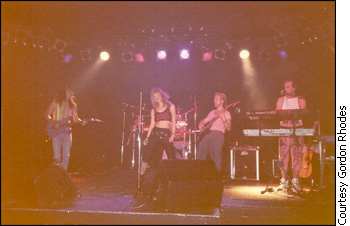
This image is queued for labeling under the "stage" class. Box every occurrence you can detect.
[2,162,335,225]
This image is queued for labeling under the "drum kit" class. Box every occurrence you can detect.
[121,102,198,166]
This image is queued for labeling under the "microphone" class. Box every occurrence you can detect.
[281,90,298,97]
[122,102,135,108]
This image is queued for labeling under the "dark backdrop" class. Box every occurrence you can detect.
[1,2,335,175]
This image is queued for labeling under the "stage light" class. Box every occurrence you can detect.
[180,49,190,59]
[273,34,287,48]
[135,53,144,62]
[239,50,250,59]
[23,35,36,47]
[63,55,73,63]
[14,29,30,43]
[100,51,110,61]
[122,52,134,62]
[53,39,67,53]
[157,50,167,60]
[202,51,213,61]
[214,49,225,61]
[62,44,78,62]
[80,50,91,60]
[225,41,233,50]
[279,50,288,59]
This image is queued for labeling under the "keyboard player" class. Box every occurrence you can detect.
[275,80,306,193]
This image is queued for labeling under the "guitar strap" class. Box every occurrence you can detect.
[56,103,60,120]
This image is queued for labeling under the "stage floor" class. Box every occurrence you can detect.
[2,163,335,225]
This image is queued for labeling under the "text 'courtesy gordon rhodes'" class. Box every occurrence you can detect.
[338,106,348,225]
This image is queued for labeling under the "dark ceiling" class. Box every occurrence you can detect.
[1,1,336,169]
[2,1,335,48]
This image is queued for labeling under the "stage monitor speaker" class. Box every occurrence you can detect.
[230,146,260,181]
[151,160,223,213]
[34,165,80,208]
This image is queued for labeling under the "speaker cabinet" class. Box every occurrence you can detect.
[151,160,223,213]
[230,146,260,181]
[34,165,80,208]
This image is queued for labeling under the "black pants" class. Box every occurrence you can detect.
[142,127,175,163]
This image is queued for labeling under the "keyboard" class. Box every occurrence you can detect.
[243,128,315,137]
[244,109,311,120]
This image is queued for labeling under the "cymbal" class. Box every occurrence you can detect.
[142,106,151,112]
[184,108,195,115]
[132,108,150,113]
[132,114,150,119]
[175,107,184,112]
[176,114,187,119]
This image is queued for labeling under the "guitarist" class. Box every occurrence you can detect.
[45,87,87,171]
[197,92,231,173]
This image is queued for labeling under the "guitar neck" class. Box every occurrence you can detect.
[199,101,240,137]
[47,118,102,138]
[67,118,102,126]
[202,101,240,129]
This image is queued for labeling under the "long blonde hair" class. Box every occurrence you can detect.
[150,88,173,109]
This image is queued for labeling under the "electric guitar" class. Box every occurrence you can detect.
[46,117,103,138]
[198,101,240,139]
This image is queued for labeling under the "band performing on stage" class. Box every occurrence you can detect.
[2,2,335,224]
[115,79,326,196]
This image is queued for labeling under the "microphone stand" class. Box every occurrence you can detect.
[317,107,325,190]
[189,85,200,160]
[137,92,143,192]
[120,106,126,165]
[131,124,137,169]
[193,94,198,159]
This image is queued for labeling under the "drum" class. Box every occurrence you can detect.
[174,131,186,140]
[142,125,149,133]
[176,120,188,129]
[176,114,188,132]
[138,115,150,133]
[173,140,187,150]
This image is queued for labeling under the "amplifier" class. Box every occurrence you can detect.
[230,146,260,181]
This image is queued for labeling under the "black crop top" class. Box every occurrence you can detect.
[155,106,171,122]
